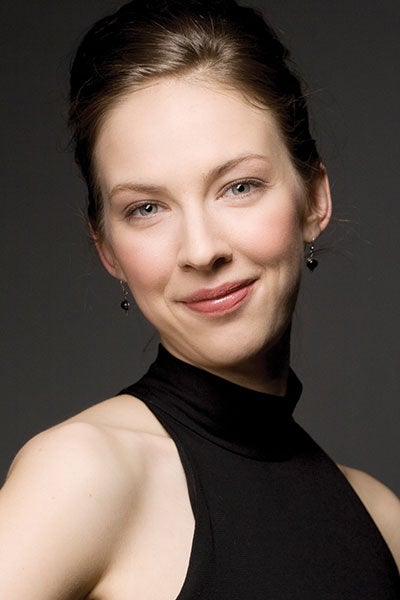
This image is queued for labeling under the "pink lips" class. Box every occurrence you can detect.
[181,279,256,316]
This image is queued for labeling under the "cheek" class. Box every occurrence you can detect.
[235,202,304,266]
[113,235,175,300]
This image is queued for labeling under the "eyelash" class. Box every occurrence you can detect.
[220,178,266,198]
[123,202,162,220]
[122,178,266,221]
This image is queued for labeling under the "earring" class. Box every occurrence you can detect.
[119,280,130,314]
[305,240,319,271]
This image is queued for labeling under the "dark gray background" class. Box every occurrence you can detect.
[1,1,399,493]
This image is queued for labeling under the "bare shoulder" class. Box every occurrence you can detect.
[7,415,144,494]
[339,465,400,569]
[0,394,165,598]
[4,392,166,521]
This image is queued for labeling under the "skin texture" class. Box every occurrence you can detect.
[95,77,331,392]
[0,78,398,598]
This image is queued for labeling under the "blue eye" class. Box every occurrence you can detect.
[223,180,263,198]
[231,182,253,195]
[134,203,159,217]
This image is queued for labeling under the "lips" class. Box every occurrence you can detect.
[181,279,256,316]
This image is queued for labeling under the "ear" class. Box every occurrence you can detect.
[302,166,332,243]
[90,225,125,280]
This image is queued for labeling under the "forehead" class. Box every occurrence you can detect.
[94,77,297,191]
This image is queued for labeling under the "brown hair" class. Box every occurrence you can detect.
[69,0,322,236]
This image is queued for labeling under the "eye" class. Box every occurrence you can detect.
[137,202,159,216]
[126,202,160,219]
[222,179,264,198]
[231,182,253,195]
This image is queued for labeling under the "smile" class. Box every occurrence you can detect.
[181,279,256,316]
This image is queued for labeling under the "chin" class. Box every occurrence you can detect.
[164,317,290,375]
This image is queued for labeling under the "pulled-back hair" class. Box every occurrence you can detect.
[69,0,321,236]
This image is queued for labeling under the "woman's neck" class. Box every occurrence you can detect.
[165,326,292,396]
[210,338,290,395]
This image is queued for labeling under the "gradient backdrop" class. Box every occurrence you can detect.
[1,1,399,494]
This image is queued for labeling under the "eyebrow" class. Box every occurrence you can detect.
[108,182,167,201]
[204,153,271,184]
[108,153,270,201]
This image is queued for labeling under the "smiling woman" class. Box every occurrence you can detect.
[0,1,399,598]
[94,78,324,385]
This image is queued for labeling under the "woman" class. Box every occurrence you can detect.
[0,0,399,597]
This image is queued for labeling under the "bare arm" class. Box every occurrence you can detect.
[340,465,400,571]
[0,421,138,599]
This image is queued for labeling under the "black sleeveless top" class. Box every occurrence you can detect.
[122,346,400,599]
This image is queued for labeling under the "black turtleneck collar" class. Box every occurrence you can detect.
[123,345,302,461]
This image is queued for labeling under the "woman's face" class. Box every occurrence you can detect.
[94,77,330,384]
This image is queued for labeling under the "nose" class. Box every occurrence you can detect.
[177,208,233,272]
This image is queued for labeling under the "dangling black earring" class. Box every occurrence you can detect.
[305,240,318,271]
[119,280,130,314]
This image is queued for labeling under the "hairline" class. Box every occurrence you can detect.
[90,70,311,239]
